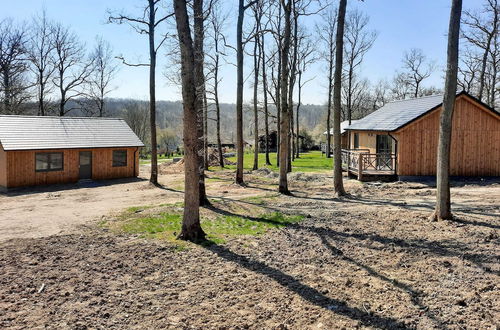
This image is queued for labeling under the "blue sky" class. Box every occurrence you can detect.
[3,0,480,105]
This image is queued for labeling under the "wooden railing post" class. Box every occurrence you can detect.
[358,153,363,181]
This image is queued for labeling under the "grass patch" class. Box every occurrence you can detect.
[240,193,280,205]
[107,206,304,246]
[216,151,332,173]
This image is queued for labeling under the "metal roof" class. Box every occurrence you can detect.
[323,120,358,135]
[0,115,144,151]
[347,94,444,131]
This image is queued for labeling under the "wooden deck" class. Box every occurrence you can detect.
[341,149,397,181]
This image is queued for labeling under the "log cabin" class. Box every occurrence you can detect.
[342,91,500,181]
[0,116,144,190]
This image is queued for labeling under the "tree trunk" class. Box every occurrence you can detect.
[193,0,209,205]
[261,34,271,166]
[431,0,462,221]
[326,54,333,158]
[278,0,291,195]
[252,28,260,171]
[214,51,224,168]
[296,69,302,158]
[174,0,205,242]
[333,0,347,197]
[149,0,158,186]
[276,4,282,167]
[235,0,245,185]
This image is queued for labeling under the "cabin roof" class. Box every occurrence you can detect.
[323,121,358,135]
[346,91,500,132]
[0,115,144,151]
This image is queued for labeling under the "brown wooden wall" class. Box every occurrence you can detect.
[394,96,500,176]
[0,144,7,188]
[5,147,140,188]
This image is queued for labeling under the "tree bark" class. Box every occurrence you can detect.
[296,69,302,158]
[235,0,246,185]
[431,0,462,221]
[261,32,272,165]
[174,0,205,242]
[278,0,292,194]
[193,0,209,205]
[326,49,333,158]
[148,0,158,185]
[333,0,347,196]
[252,18,260,171]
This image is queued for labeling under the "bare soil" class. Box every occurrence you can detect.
[0,169,499,329]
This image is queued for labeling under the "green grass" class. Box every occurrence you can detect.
[109,208,304,245]
[218,151,332,172]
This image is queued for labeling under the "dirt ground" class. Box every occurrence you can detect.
[0,167,499,329]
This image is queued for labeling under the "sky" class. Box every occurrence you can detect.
[3,0,482,105]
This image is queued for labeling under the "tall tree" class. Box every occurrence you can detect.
[235,0,257,185]
[332,0,347,196]
[51,23,94,116]
[87,37,118,117]
[0,19,30,114]
[343,9,377,124]
[193,0,210,205]
[260,11,272,166]
[206,2,228,168]
[251,2,263,171]
[461,0,499,103]
[108,1,173,185]
[278,0,292,194]
[316,7,337,158]
[431,0,462,221]
[27,11,56,116]
[173,0,206,241]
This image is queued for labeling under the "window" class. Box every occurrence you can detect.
[35,152,64,172]
[354,133,359,149]
[113,150,127,167]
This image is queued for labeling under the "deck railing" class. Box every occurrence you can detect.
[341,149,396,179]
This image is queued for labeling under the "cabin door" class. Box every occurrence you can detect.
[79,151,92,179]
[376,135,392,170]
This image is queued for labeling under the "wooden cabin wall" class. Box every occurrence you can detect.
[6,147,140,188]
[394,96,500,176]
[348,131,396,153]
[0,144,7,188]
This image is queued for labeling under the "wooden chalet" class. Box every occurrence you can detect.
[0,116,144,190]
[342,91,500,181]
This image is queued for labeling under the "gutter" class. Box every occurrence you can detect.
[388,132,398,175]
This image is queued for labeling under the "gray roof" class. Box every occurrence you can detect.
[0,115,144,151]
[347,94,444,131]
[324,120,358,135]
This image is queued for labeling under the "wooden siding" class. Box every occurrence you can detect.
[394,96,500,176]
[0,144,7,188]
[5,147,140,188]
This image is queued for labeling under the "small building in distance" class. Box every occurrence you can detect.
[0,116,144,190]
[323,120,358,154]
[342,91,500,180]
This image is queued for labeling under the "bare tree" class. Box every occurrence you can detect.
[260,8,272,166]
[316,7,337,158]
[391,71,413,100]
[333,0,347,197]
[431,0,462,221]
[461,0,499,103]
[235,0,258,185]
[173,0,205,242]
[122,100,150,145]
[206,2,228,168]
[87,37,118,117]
[401,48,436,98]
[27,11,56,116]
[193,0,209,205]
[0,19,30,114]
[343,9,377,124]
[108,0,173,185]
[51,23,94,116]
[295,34,315,158]
[278,0,292,194]
[251,2,263,171]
